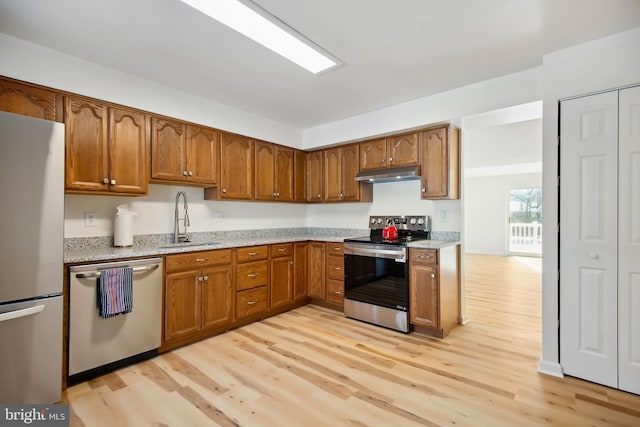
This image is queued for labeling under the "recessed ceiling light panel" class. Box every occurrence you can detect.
[180,0,341,74]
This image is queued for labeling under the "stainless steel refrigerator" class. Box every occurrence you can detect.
[0,111,64,403]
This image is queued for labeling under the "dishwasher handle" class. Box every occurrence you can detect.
[74,263,160,279]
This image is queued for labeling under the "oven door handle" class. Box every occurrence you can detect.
[344,245,406,262]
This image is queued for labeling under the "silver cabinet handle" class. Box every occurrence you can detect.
[202,275,208,281]
[247,273,258,278]
[418,254,432,259]
[196,258,208,263]
[103,178,109,184]
[277,247,286,252]
[247,300,257,305]
[110,179,116,185]
[74,263,160,279]
[188,171,193,176]
[248,251,258,256]
[332,291,342,295]
[183,171,188,176]
[0,304,45,322]
[332,266,341,270]
[381,158,386,163]
[333,247,341,251]
[317,194,321,198]
[222,188,227,193]
[431,273,436,279]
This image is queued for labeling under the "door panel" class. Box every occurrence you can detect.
[618,85,640,394]
[560,91,618,388]
[109,107,147,194]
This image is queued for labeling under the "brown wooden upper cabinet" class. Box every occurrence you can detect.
[0,77,62,122]
[65,95,149,195]
[151,117,218,186]
[209,132,254,200]
[306,150,323,203]
[419,126,460,200]
[359,133,419,170]
[324,144,371,202]
[254,141,294,202]
[294,150,307,203]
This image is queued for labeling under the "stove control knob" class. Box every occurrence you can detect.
[409,218,417,225]
[377,218,383,224]
[417,218,425,225]
[370,218,377,224]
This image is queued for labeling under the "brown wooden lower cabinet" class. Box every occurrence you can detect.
[236,286,268,318]
[235,245,269,320]
[307,241,326,299]
[325,243,344,306]
[164,249,233,343]
[409,245,460,338]
[271,243,294,308]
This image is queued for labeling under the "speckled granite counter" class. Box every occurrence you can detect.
[64,228,461,264]
[64,227,369,264]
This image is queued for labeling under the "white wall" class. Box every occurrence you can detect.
[307,180,461,231]
[539,26,640,377]
[302,67,543,149]
[463,119,542,255]
[464,173,541,255]
[0,33,302,148]
[65,184,308,238]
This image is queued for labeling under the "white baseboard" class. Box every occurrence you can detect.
[537,359,564,378]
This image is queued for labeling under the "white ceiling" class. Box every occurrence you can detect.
[1,0,639,129]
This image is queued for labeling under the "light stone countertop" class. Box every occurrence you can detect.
[64,228,460,264]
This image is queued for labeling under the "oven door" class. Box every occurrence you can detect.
[343,243,408,311]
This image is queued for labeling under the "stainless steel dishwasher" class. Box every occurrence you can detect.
[68,258,163,383]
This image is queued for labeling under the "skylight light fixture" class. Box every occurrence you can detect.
[180,0,340,74]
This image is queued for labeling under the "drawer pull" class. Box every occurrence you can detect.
[196,258,208,262]
[277,247,286,252]
[248,251,258,256]
[333,291,342,295]
[247,300,258,305]
[332,266,341,270]
[248,273,258,278]
[418,255,432,259]
[333,247,341,251]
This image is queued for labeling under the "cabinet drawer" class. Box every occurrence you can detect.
[166,249,232,272]
[410,249,438,265]
[270,243,294,258]
[236,245,269,263]
[327,255,344,281]
[236,286,268,318]
[326,243,344,256]
[236,260,269,291]
[326,279,344,305]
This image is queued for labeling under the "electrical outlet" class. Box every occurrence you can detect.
[215,211,223,223]
[85,212,97,227]
[439,209,449,222]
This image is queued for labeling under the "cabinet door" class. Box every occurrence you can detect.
[323,147,343,201]
[0,78,59,121]
[271,255,294,308]
[340,144,360,201]
[359,139,387,170]
[64,96,109,191]
[109,107,148,194]
[151,118,186,181]
[307,242,326,299]
[409,264,439,329]
[294,150,307,202]
[293,242,308,300]
[275,146,294,202]
[388,133,418,167]
[186,125,218,185]
[254,141,276,200]
[306,151,323,202]
[420,127,459,199]
[201,265,233,331]
[220,133,253,199]
[165,270,201,341]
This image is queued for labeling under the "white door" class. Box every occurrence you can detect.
[618,85,640,394]
[560,91,619,388]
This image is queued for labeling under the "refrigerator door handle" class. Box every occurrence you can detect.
[0,304,45,322]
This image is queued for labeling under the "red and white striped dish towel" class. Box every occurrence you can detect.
[98,267,133,318]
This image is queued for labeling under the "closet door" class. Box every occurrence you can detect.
[618,86,640,395]
[559,91,619,388]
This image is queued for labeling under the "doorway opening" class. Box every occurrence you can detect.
[508,188,542,257]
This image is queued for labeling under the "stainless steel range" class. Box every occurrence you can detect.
[343,215,430,333]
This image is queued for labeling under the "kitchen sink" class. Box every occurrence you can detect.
[157,241,220,249]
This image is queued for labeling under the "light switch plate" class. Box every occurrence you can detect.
[439,209,449,222]
[215,211,223,223]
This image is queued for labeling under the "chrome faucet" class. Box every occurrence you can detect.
[174,191,190,243]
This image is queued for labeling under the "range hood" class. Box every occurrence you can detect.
[355,164,421,183]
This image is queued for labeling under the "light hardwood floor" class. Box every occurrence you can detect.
[63,254,640,426]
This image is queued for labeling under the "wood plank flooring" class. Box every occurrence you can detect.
[63,254,640,426]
